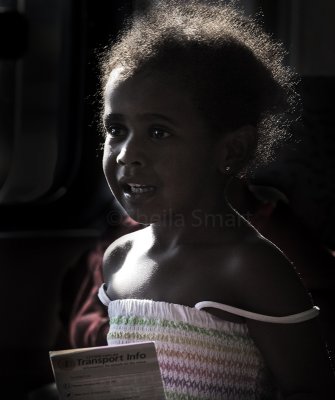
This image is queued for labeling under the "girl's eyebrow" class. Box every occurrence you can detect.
[104,112,179,126]
[103,113,124,124]
[140,113,178,126]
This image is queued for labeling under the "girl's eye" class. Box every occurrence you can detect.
[150,128,171,140]
[105,126,126,138]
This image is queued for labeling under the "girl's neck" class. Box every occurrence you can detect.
[148,199,243,248]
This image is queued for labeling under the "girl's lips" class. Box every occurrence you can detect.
[123,183,156,198]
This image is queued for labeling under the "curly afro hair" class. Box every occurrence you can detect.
[100,0,299,172]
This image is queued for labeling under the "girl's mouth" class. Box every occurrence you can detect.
[124,183,156,196]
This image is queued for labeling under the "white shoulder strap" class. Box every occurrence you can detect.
[195,300,320,324]
[98,283,111,307]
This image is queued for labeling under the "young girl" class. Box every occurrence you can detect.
[97,1,335,398]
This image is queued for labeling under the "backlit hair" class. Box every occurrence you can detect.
[100,0,299,171]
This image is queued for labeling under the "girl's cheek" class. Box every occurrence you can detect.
[102,148,115,178]
[103,141,117,164]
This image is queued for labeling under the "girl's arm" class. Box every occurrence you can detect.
[237,239,335,398]
[247,316,334,398]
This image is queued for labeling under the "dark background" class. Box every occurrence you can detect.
[0,0,334,397]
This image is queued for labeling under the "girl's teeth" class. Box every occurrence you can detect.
[129,185,155,194]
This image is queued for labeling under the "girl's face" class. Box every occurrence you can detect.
[103,69,225,224]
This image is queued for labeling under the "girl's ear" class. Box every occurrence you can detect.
[217,125,257,174]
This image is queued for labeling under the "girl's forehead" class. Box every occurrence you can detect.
[104,68,209,134]
[106,66,185,94]
[105,68,191,109]
[106,67,126,89]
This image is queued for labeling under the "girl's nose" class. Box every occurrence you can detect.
[116,137,146,167]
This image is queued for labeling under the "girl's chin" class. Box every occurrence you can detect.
[125,208,188,228]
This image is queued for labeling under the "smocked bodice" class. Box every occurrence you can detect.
[100,296,277,399]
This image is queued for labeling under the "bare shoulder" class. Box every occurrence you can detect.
[231,230,313,315]
[102,227,147,283]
